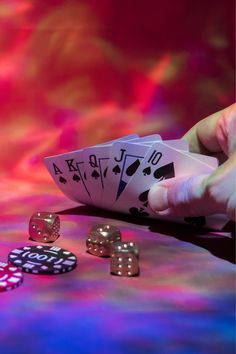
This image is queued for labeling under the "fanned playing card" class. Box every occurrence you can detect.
[82,144,111,205]
[102,138,193,208]
[110,141,217,216]
[102,141,153,208]
[44,135,139,205]
[44,149,93,205]
[81,135,144,205]
[45,135,229,230]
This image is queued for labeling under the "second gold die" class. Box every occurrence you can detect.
[86,224,122,257]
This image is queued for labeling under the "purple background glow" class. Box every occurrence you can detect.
[0,1,235,353]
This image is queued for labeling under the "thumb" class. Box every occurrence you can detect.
[148,174,225,217]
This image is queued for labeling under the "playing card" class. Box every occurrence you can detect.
[44,149,93,205]
[129,134,162,143]
[82,144,111,205]
[82,135,141,205]
[44,135,140,206]
[183,151,218,168]
[139,139,218,168]
[140,139,189,151]
[151,141,218,168]
[44,154,74,200]
[110,141,217,218]
[101,138,191,208]
[44,134,227,230]
[102,141,153,208]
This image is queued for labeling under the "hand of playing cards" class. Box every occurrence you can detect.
[44,134,228,230]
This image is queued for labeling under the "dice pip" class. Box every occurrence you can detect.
[86,224,121,257]
[110,241,139,276]
[29,212,60,243]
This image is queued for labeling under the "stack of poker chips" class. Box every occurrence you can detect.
[0,262,24,292]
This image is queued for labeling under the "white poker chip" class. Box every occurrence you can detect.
[0,262,24,291]
[8,245,77,275]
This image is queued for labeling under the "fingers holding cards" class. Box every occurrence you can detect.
[44,135,225,229]
[111,142,216,218]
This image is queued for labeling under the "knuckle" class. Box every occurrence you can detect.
[204,176,217,200]
[226,195,236,221]
[217,104,236,156]
[204,174,224,208]
[170,176,204,216]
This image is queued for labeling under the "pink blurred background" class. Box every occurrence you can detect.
[0,0,234,187]
[0,4,235,352]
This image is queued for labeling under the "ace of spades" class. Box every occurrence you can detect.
[44,149,92,205]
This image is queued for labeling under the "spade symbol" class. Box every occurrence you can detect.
[73,174,80,182]
[142,166,151,176]
[138,189,150,203]
[91,170,100,179]
[116,180,127,200]
[153,162,175,180]
[138,190,150,208]
[126,159,140,176]
[129,207,149,217]
[103,167,108,178]
[59,176,67,184]
[112,165,121,175]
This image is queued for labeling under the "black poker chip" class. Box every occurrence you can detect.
[0,262,24,291]
[8,245,77,275]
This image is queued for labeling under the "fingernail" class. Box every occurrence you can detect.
[148,185,169,212]
[157,208,172,216]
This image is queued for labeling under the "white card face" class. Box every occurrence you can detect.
[162,141,218,168]
[44,150,92,205]
[111,141,216,217]
[161,139,189,151]
[82,144,112,205]
[141,140,217,168]
[139,139,189,151]
[82,135,142,205]
[44,134,226,230]
[101,139,189,208]
[44,155,76,202]
[101,141,153,208]
[183,151,218,168]
[44,135,140,205]
[56,149,93,204]
[129,134,162,143]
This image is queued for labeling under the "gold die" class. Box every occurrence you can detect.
[86,224,121,257]
[29,212,60,243]
[110,241,139,276]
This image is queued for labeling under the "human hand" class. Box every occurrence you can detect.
[148,103,236,221]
